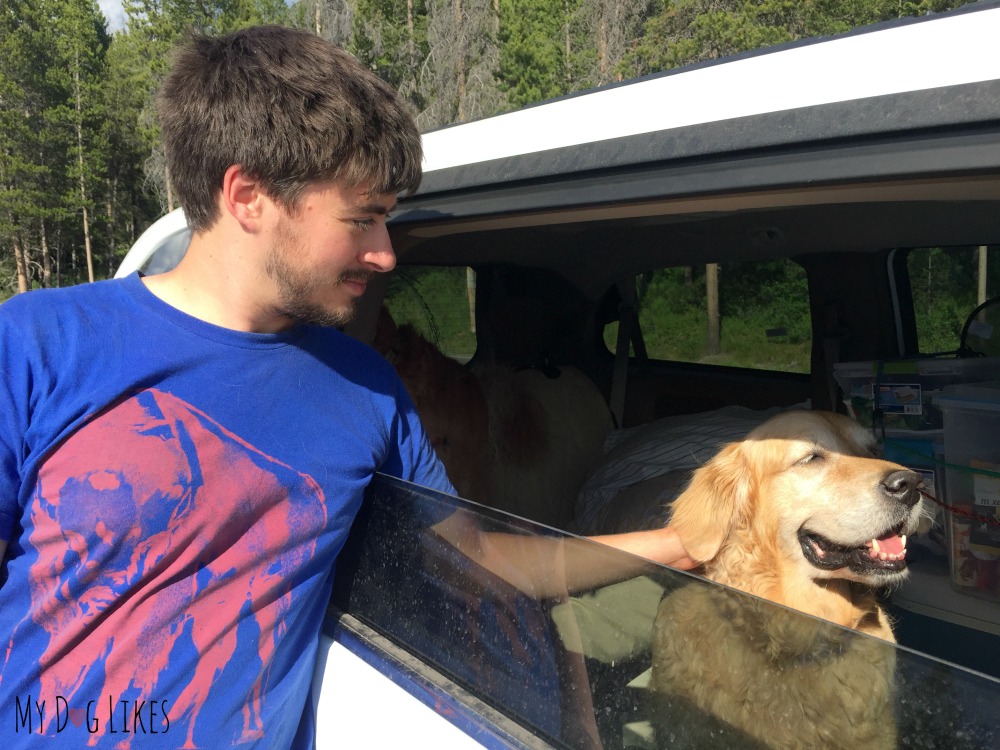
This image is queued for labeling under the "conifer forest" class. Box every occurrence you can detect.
[0,0,979,299]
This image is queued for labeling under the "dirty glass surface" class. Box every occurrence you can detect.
[331,475,1000,750]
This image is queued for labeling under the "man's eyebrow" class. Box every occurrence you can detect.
[352,200,397,215]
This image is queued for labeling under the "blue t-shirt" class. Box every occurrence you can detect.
[0,274,452,748]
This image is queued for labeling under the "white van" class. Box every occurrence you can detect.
[121,4,1000,747]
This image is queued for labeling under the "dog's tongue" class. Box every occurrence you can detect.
[870,531,905,558]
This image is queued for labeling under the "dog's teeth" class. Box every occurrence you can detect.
[871,538,880,555]
[901,534,907,549]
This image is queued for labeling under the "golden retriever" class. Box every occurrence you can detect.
[649,410,925,749]
[372,307,612,528]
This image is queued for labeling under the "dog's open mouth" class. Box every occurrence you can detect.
[798,526,908,574]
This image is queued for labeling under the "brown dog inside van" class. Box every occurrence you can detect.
[649,410,926,749]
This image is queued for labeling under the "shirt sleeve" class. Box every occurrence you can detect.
[381,376,456,497]
[0,301,29,541]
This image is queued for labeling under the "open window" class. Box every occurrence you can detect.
[605,259,812,374]
[906,246,999,357]
[329,475,1000,748]
[383,265,478,363]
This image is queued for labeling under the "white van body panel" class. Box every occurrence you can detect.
[420,7,1000,173]
[311,635,486,749]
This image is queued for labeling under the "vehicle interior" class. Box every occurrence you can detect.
[331,153,1000,747]
[380,175,1000,412]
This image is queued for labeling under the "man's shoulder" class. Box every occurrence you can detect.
[0,281,135,379]
[301,326,399,381]
[1,277,130,320]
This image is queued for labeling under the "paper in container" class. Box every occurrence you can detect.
[834,357,1000,431]
[935,382,1000,600]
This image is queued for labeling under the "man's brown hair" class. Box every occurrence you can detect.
[157,25,422,232]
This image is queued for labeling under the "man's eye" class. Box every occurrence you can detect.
[353,219,375,230]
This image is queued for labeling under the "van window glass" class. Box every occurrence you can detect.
[606,259,811,373]
[907,246,1000,356]
[331,475,1000,748]
[384,265,477,361]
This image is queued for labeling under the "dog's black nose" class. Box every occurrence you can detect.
[882,470,923,507]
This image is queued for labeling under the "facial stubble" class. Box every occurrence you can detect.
[266,216,372,328]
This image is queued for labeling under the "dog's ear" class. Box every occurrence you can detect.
[669,442,754,563]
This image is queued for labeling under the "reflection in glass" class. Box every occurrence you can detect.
[331,475,1000,749]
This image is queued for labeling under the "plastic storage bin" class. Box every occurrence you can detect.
[834,357,1000,431]
[936,384,1000,601]
[881,430,948,560]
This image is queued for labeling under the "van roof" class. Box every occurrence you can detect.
[415,2,1000,199]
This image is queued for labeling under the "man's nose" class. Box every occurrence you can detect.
[362,225,396,273]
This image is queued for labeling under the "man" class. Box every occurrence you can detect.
[0,25,691,748]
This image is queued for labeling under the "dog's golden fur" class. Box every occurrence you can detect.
[374,307,491,498]
[373,308,612,528]
[650,410,926,749]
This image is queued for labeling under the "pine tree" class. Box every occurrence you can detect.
[349,0,427,113]
[499,0,569,108]
[419,0,505,129]
[51,0,112,283]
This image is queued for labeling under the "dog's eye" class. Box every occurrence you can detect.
[797,452,825,465]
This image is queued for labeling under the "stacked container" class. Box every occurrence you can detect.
[935,384,1000,601]
[834,358,1000,565]
[834,357,1000,432]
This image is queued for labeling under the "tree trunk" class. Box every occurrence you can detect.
[106,180,118,278]
[13,233,30,293]
[54,225,62,287]
[466,266,476,333]
[978,245,988,309]
[73,54,95,283]
[80,188,94,282]
[705,262,721,356]
[597,12,608,83]
[454,0,466,122]
[564,0,571,86]
[165,161,175,213]
[406,0,416,64]
[39,218,52,287]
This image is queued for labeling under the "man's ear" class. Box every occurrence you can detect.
[219,164,269,232]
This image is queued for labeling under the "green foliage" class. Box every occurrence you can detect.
[908,246,1000,355]
[499,0,573,108]
[214,0,288,32]
[0,0,292,291]
[719,260,811,343]
[387,252,996,375]
[0,251,16,301]
[629,261,812,372]
[624,0,980,77]
[0,0,109,288]
[348,0,430,114]
[385,266,478,357]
